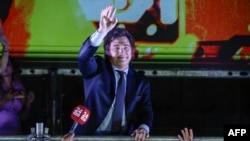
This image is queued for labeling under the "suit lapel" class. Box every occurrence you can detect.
[126,69,136,101]
[106,60,116,98]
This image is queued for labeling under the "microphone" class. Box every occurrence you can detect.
[68,105,90,134]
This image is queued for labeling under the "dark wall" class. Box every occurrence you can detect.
[150,77,250,136]
[20,75,250,136]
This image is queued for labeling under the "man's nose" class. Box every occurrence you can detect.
[118,47,125,53]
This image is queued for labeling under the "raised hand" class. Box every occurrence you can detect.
[178,128,193,141]
[98,5,118,33]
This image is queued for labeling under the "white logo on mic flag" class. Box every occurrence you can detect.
[73,107,83,117]
[68,105,91,133]
[71,105,91,125]
[80,111,89,122]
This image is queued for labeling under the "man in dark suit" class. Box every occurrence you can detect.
[75,5,153,141]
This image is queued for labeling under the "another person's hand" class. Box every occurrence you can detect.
[61,133,74,141]
[98,5,118,34]
[3,91,15,101]
[131,128,149,141]
[178,128,193,141]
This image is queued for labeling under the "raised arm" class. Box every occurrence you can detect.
[78,5,118,77]
[0,24,9,74]
[98,5,118,34]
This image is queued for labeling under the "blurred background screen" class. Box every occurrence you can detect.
[2,0,250,70]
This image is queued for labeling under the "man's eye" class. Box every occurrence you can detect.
[124,46,130,51]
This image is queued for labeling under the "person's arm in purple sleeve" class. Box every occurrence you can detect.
[0,24,9,74]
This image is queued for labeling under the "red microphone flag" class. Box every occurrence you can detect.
[71,105,90,125]
[69,105,90,133]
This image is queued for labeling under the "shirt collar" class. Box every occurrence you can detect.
[112,65,129,75]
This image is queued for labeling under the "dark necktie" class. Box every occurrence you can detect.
[112,70,126,133]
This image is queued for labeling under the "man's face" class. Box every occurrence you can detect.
[108,36,133,70]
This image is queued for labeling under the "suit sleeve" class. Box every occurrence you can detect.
[78,37,99,78]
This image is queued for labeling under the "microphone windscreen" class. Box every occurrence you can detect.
[71,105,90,125]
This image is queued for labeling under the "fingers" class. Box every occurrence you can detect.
[108,6,116,22]
[178,128,193,141]
[189,128,193,139]
[106,6,112,18]
[102,5,116,22]
[101,6,110,19]
[62,133,74,141]
[98,5,118,33]
[132,129,149,141]
[184,127,193,139]
[182,128,188,139]
[177,134,183,141]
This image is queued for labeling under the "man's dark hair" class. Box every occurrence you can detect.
[103,28,135,59]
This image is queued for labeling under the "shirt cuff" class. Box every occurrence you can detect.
[139,124,150,133]
[89,31,107,47]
